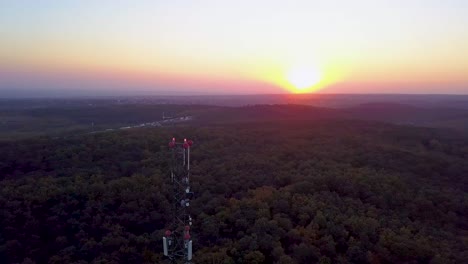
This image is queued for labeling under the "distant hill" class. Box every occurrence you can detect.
[2,93,468,109]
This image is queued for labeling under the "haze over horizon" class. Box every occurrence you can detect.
[1,0,468,97]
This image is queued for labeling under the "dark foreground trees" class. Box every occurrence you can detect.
[1,120,467,263]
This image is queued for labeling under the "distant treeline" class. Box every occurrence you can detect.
[2,103,468,140]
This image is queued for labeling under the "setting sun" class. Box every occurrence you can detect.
[287,65,322,93]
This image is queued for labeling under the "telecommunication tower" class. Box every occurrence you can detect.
[163,138,194,264]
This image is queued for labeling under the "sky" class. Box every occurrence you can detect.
[1,0,468,96]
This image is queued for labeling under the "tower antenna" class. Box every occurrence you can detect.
[163,137,194,263]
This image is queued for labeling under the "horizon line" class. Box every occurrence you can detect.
[2,92,468,100]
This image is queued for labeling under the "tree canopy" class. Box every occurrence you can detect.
[1,120,467,263]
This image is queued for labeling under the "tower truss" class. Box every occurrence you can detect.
[163,138,194,264]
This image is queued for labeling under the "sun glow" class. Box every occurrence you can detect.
[286,65,322,93]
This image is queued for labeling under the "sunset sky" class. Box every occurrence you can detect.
[1,0,467,96]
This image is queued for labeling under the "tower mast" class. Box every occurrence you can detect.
[163,138,194,264]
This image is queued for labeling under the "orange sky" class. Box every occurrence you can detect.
[1,0,467,96]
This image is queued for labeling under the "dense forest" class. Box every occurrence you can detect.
[1,117,468,263]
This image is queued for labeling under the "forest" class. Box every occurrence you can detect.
[2,102,468,140]
[1,109,468,263]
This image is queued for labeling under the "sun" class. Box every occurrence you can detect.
[286,65,322,93]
